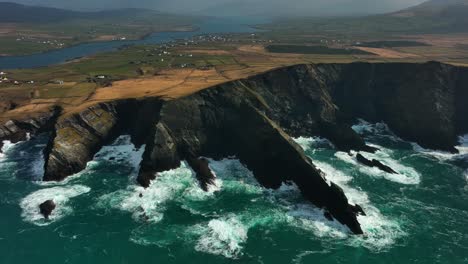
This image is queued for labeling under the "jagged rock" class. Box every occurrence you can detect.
[136,85,364,234]
[356,154,398,174]
[43,103,121,181]
[43,99,162,182]
[350,204,366,216]
[39,200,56,219]
[138,122,180,187]
[25,61,468,235]
[186,157,217,191]
[330,62,467,152]
[0,106,60,151]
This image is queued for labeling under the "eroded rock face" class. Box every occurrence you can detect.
[136,84,364,234]
[43,99,163,181]
[39,200,56,219]
[0,106,60,151]
[7,61,465,235]
[43,103,121,181]
[329,62,467,152]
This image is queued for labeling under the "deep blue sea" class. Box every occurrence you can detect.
[0,121,467,263]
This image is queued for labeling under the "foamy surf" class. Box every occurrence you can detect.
[412,134,468,161]
[194,216,248,259]
[98,161,220,223]
[335,146,421,185]
[294,137,334,152]
[39,135,145,187]
[20,185,90,226]
[351,119,401,142]
[90,135,145,178]
[312,161,405,250]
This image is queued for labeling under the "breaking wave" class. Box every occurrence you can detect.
[20,185,90,226]
[194,215,248,259]
[335,147,421,185]
[412,134,468,161]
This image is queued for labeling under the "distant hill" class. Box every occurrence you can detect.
[0,2,81,22]
[386,0,468,33]
[391,0,468,17]
[266,0,468,36]
[0,2,165,23]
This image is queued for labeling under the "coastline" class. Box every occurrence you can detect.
[0,25,199,59]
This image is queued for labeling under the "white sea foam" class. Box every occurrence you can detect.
[89,135,145,177]
[20,185,90,226]
[311,161,405,250]
[98,161,219,223]
[194,216,248,259]
[412,134,468,161]
[335,146,421,185]
[39,135,145,186]
[0,140,17,161]
[294,137,334,152]
[351,119,400,142]
[207,158,261,194]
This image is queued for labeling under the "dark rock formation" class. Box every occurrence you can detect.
[356,154,398,174]
[0,106,60,151]
[3,61,465,235]
[43,99,162,181]
[134,83,364,234]
[138,122,180,187]
[329,62,468,152]
[39,200,56,219]
[186,157,217,191]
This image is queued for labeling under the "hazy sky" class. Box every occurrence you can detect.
[10,0,428,16]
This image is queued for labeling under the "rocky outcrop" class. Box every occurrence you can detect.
[136,83,364,234]
[39,200,56,219]
[0,106,61,151]
[43,103,122,181]
[356,154,397,174]
[43,99,162,181]
[328,62,467,152]
[4,61,466,235]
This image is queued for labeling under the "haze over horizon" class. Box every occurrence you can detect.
[6,0,427,16]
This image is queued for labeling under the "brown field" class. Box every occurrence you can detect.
[93,35,118,41]
[403,34,468,48]
[353,47,420,58]
[2,35,468,122]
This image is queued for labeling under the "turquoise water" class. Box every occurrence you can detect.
[0,121,467,263]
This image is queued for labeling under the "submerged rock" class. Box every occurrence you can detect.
[356,154,398,174]
[39,200,56,219]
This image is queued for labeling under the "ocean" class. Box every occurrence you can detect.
[0,121,467,263]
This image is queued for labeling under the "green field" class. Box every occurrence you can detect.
[0,7,199,56]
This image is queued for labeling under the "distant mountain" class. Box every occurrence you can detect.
[0,2,81,22]
[390,0,468,17]
[0,2,164,23]
[196,0,423,17]
[386,0,468,32]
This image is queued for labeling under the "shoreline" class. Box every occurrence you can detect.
[0,25,199,59]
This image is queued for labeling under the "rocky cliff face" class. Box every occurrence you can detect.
[0,106,60,150]
[2,61,467,235]
[327,62,467,152]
